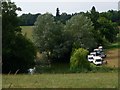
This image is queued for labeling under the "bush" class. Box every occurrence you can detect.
[90,63,118,73]
[70,48,91,72]
[2,34,37,73]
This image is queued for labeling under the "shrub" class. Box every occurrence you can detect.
[70,48,91,72]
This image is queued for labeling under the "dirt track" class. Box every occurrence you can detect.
[105,49,119,68]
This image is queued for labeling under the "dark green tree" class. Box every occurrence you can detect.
[59,13,72,24]
[97,17,119,43]
[19,13,41,26]
[89,6,99,29]
[2,1,36,73]
[56,8,60,17]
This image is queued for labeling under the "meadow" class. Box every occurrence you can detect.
[2,73,118,88]
[2,26,119,88]
[21,26,34,41]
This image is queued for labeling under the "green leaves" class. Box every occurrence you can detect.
[2,1,36,73]
[97,16,119,43]
[70,48,90,72]
[65,14,96,50]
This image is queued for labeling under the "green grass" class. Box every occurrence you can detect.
[21,26,33,41]
[107,42,120,49]
[2,73,118,88]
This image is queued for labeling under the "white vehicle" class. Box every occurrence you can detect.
[94,49,99,52]
[93,56,103,65]
[94,49,101,55]
[88,55,94,62]
[90,52,96,56]
[98,46,103,52]
[98,46,103,49]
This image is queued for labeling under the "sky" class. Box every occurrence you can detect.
[11,0,120,16]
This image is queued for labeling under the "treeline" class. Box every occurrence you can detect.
[19,13,41,26]
[19,8,120,26]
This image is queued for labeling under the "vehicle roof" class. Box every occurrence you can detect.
[98,46,103,49]
[94,49,99,50]
[93,56,102,59]
[90,52,96,54]
[88,55,94,57]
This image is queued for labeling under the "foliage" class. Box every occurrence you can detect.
[2,1,36,73]
[117,31,120,42]
[65,14,97,51]
[97,16,119,43]
[100,10,120,25]
[55,12,72,24]
[18,13,41,26]
[85,6,119,45]
[59,13,72,24]
[88,6,99,29]
[70,48,90,72]
[90,64,118,73]
[56,8,60,17]
[33,13,69,62]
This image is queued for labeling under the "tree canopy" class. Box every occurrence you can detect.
[33,13,67,62]
[65,14,97,51]
[2,1,36,73]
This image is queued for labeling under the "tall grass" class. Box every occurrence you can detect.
[2,72,118,88]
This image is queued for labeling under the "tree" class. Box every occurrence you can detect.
[56,8,60,17]
[59,13,72,24]
[65,14,97,51]
[18,13,41,26]
[88,6,99,29]
[97,17,119,43]
[33,13,67,62]
[55,8,60,22]
[70,48,90,72]
[2,1,36,73]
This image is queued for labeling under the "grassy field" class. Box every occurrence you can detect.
[21,26,33,41]
[2,73,118,88]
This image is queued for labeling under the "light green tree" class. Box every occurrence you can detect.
[70,48,90,72]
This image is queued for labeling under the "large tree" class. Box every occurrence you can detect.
[33,13,68,62]
[2,1,36,73]
[88,6,99,29]
[64,14,97,51]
